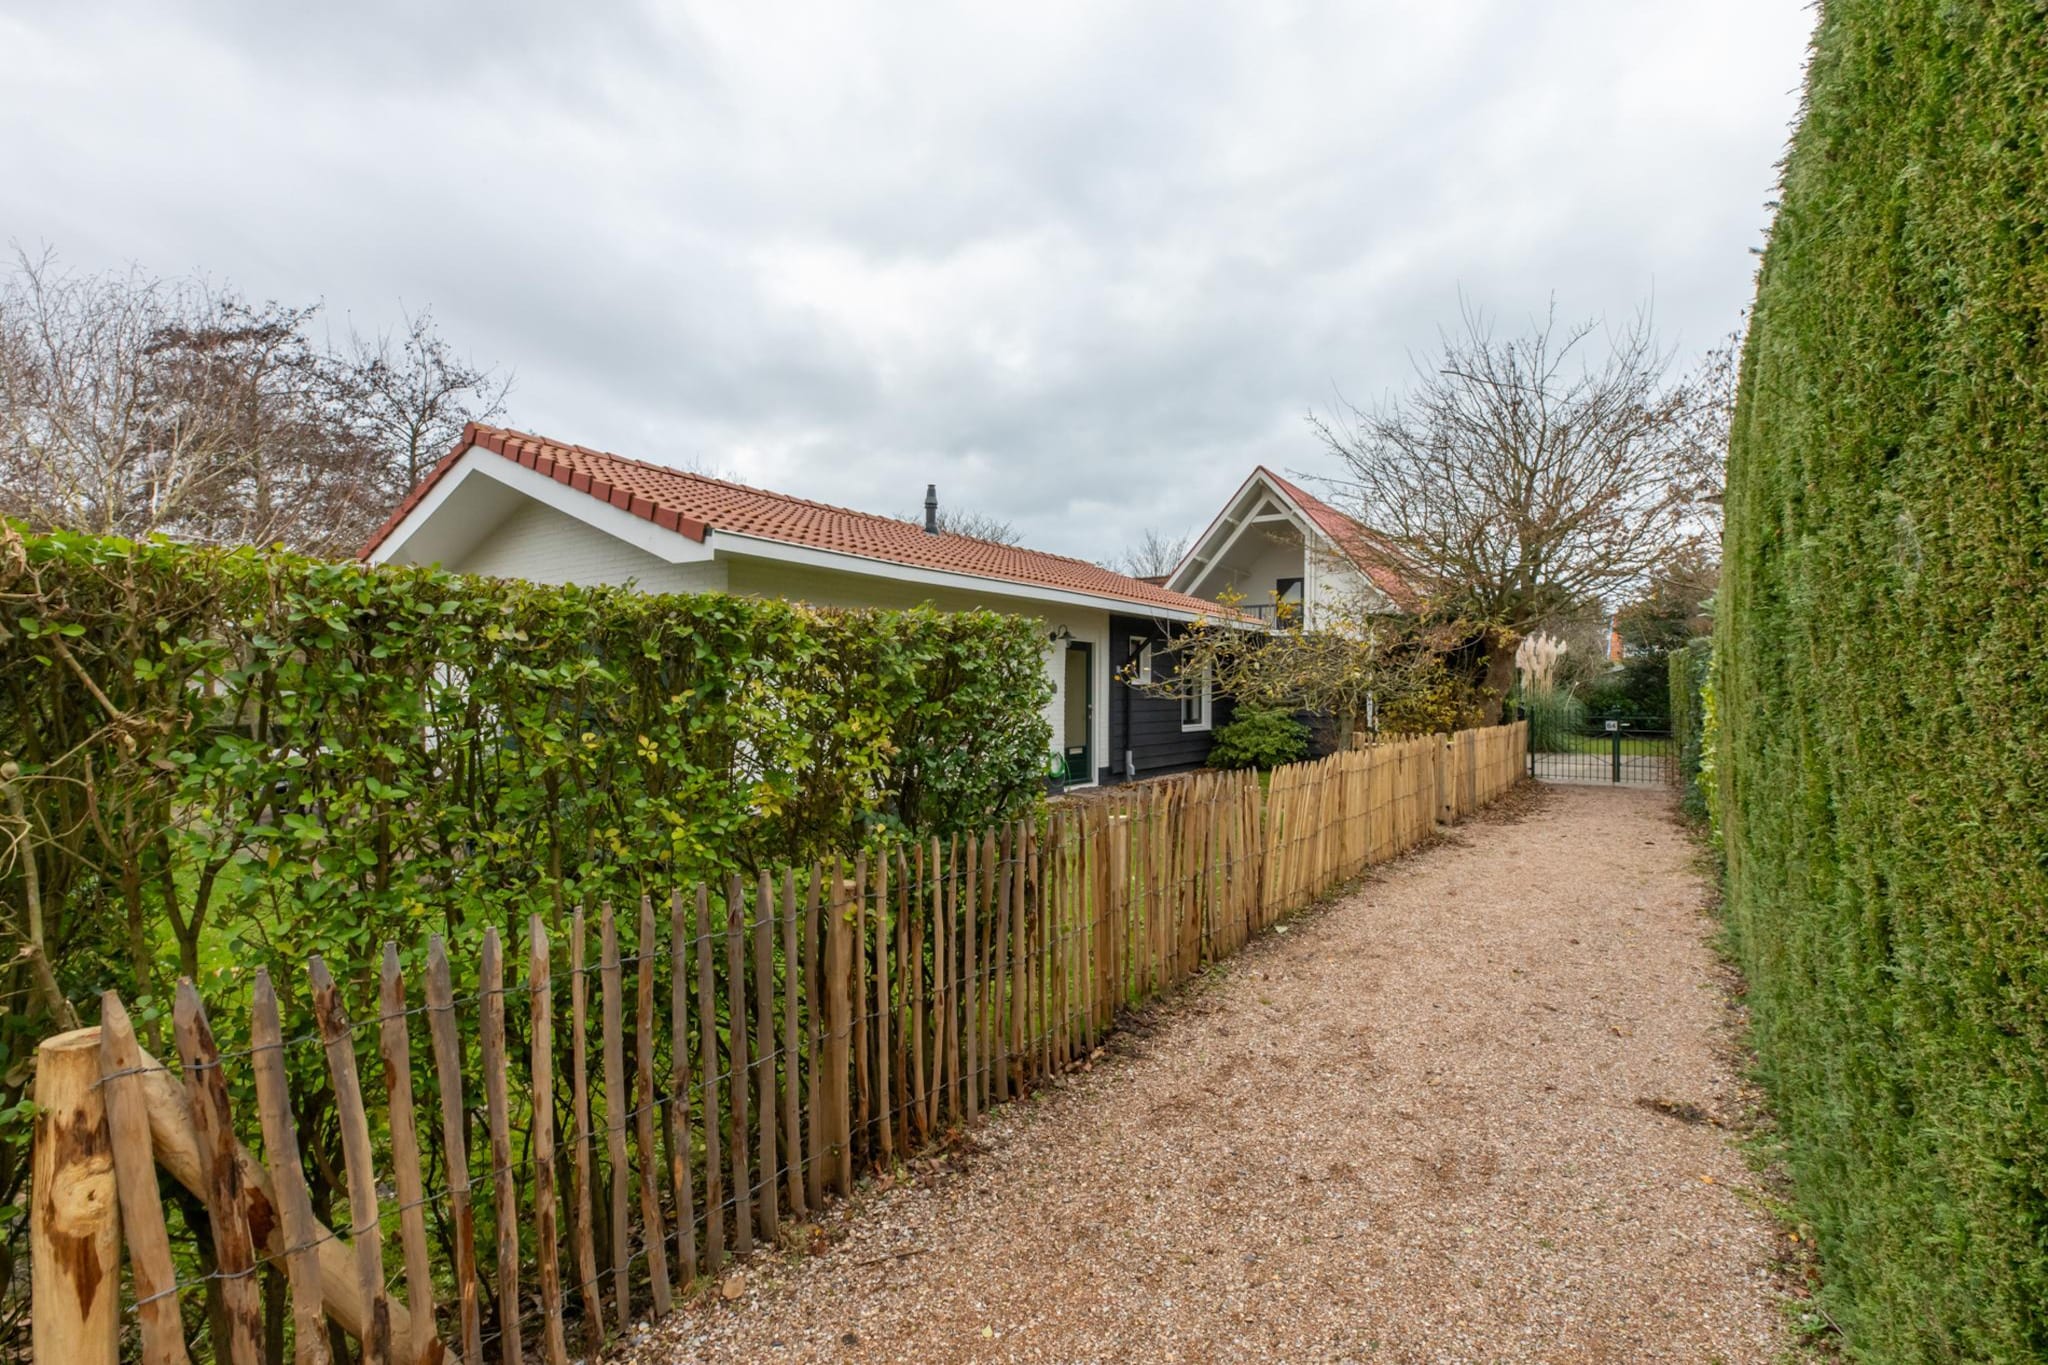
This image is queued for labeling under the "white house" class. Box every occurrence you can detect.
[364,424,1247,788]
[1164,467,1419,627]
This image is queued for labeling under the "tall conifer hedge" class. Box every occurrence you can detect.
[1719,1,2047,1357]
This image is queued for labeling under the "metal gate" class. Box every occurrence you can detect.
[1528,716,1677,786]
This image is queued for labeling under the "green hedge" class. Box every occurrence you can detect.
[0,523,1050,1072]
[1719,1,2048,1357]
[1668,640,1710,825]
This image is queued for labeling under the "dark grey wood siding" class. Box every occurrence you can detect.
[1106,614,1230,782]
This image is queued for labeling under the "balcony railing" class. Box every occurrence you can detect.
[1230,600,1306,628]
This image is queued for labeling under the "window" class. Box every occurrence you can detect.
[1274,576,1305,627]
[1180,660,1212,732]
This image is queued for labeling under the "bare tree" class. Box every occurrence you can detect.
[1311,299,1717,706]
[338,304,511,497]
[141,296,385,554]
[1673,319,1742,529]
[1113,526,1189,579]
[904,504,1023,544]
[0,249,510,556]
[0,250,238,539]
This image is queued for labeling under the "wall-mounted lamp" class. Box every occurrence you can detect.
[1047,625,1073,644]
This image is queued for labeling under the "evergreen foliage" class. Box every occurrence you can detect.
[1718,2,2048,1355]
[1668,640,1710,824]
[1204,707,1311,770]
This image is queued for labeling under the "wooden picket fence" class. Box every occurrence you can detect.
[27,723,1525,1365]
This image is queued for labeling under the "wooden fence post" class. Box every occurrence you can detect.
[752,870,781,1244]
[599,906,631,1322]
[176,982,267,1365]
[1436,734,1453,825]
[780,870,806,1221]
[633,897,673,1314]
[30,1027,119,1365]
[725,874,753,1258]
[306,961,391,1365]
[668,889,700,1287]
[530,917,570,1365]
[477,929,522,1365]
[247,976,330,1365]
[569,910,605,1350]
[98,997,193,1365]
[802,871,824,1215]
[695,884,725,1272]
[825,863,854,1196]
[377,945,437,1365]
[425,937,483,1365]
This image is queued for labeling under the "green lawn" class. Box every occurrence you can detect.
[1541,731,1674,755]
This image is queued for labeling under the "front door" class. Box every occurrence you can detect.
[1063,642,1092,784]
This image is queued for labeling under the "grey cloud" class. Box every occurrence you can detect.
[0,0,1810,558]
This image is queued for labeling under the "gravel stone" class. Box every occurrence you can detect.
[627,784,1789,1363]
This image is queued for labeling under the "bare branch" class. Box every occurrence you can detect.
[1313,299,1719,630]
[1111,527,1190,580]
[1,248,512,555]
[901,504,1022,545]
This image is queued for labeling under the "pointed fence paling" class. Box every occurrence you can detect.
[33,722,1525,1365]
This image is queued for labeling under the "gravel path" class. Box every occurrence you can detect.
[636,784,1789,1364]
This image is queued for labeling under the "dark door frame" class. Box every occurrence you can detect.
[1064,640,1093,784]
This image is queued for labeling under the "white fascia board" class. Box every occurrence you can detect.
[709,531,1234,625]
[1168,467,1330,594]
[1261,477,1348,564]
[367,447,716,568]
[1166,467,1272,593]
[1187,491,1315,595]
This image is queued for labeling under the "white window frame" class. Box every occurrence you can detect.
[1180,660,1212,732]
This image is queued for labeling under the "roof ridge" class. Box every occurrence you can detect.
[470,422,1091,561]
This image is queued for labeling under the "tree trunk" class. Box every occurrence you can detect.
[1480,641,1518,723]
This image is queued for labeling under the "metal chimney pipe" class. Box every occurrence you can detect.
[923,483,939,534]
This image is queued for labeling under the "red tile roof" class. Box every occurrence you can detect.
[364,424,1243,619]
[1256,467,1424,611]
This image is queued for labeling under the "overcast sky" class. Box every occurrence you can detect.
[1,2,1813,560]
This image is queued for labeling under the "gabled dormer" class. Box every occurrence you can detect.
[1166,468,1419,628]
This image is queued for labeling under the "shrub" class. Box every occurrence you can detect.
[1515,685,1585,754]
[1377,673,1485,737]
[1578,652,1672,722]
[1718,1,2048,1356]
[1205,707,1310,770]
[1668,640,1711,824]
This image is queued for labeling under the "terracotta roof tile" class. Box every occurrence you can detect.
[365,424,1243,619]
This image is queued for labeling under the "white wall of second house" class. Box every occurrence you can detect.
[1227,523,1308,611]
[723,555,1112,783]
[1189,517,1307,613]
